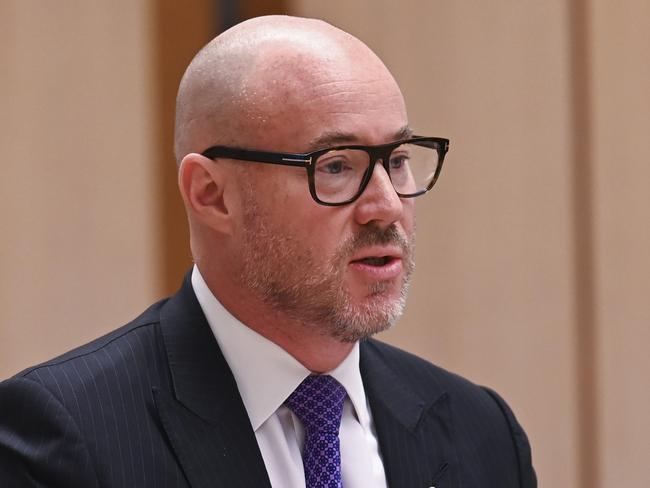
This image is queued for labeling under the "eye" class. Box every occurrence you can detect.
[317,158,351,175]
[389,153,409,170]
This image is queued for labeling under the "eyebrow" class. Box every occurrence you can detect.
[306,125,413,152]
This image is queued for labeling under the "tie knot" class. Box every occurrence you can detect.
[286,375,347,434]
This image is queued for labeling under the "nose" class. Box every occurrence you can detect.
[353,161,404,227]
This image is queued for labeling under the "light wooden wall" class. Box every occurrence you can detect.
[291,1,650,486]
[0,0,216,380]
[589,1,650,485]
[0,1,160,376]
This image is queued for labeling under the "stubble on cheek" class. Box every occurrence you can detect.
[238,182,416,343]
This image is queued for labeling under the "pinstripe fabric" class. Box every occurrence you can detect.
[0,273,535,487]
[0,305,188,487]
[361,340,537,487]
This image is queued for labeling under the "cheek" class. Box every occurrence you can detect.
[242,167,308,226]
[250,168,354,255]
[267,167,313,205]
[283,205,351,258]
[293,208,343,245]
[401,200,416,234]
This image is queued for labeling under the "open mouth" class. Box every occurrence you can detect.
[353,256,393,266]
[348,251,403,280]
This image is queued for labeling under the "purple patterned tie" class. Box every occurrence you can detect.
[286,374,347,488]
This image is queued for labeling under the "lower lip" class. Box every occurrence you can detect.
[348,258,403,280]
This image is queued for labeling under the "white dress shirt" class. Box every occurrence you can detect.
[191,266,388,488]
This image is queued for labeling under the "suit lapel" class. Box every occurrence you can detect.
[360,341,460,488]
[154,275,271,488]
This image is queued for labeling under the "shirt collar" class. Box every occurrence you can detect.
[191,265,370,431]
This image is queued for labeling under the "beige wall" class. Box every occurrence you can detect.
[1,1,648,487]
[590,1,650,485]
[0,1,159,375]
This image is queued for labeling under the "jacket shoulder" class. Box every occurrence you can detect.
[362,338,485,398]
[10,298,170,401]
[362,339,537,487]
[0,297,181,487]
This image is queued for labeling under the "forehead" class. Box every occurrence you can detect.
[237,43,409,151]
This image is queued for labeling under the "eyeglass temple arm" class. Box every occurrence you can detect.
[201,146,311,168]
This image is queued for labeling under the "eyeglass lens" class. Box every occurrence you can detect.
[313,143,440,203]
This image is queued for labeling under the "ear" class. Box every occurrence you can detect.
[178,153,234,235]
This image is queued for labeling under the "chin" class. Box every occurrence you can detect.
[348,275,401,300]
[327,286,407,344]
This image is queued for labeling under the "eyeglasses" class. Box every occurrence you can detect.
[201,136,450,206]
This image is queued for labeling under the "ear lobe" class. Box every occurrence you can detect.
[178,153,233,234]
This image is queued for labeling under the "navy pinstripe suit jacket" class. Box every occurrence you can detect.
[0,275,536,487]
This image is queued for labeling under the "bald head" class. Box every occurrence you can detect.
[174,15,403,163]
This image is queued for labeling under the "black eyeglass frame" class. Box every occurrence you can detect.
[201,136,450,206]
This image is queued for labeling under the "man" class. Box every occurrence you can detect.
[0,16,536,488]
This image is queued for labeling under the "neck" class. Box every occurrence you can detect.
[252,316,355,373]
[199,263,355,373]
